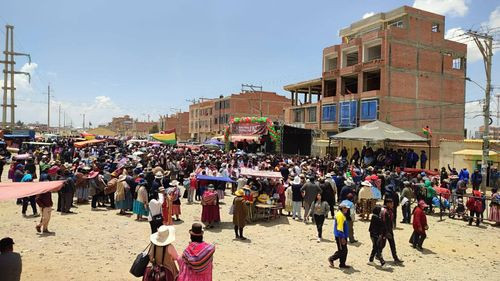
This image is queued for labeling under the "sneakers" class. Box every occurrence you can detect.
[317,238,321,243]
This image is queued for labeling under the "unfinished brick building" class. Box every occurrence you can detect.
[284,6,467,145]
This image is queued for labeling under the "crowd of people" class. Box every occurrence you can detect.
[2,138,500,280]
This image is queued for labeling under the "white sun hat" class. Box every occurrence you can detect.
[150,225,176,246]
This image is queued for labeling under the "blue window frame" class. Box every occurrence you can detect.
[322,104,336,122]
[360,100,378,120]
[339,101,357,128]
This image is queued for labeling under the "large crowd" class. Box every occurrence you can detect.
[1,139,499,280]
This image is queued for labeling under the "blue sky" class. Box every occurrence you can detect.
[1,0,498,131]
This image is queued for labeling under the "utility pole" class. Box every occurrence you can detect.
[1,25,31,128]
[466,30,494,192]
[47,84,50,132]
[242,84,263,116]
[58,104,61,133]
[82,113,85,131]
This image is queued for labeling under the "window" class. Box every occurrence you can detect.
[325,57,338,71]
[224,100,230,109]
[360,100,378,120]
[215,102,220,110]
[307,107,317,123]
[452,58,462,69]
[432,23,440,33]
[389,19,404,28]
[293,109,305,122]
[339,101,357,128]
[322,104,336,122]
[366,45,381,61]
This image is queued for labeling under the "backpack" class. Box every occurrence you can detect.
[142,246,175,281]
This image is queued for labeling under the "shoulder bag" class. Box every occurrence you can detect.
[130,243,152,277]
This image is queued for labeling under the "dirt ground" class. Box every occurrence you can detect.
[1,178,499,281]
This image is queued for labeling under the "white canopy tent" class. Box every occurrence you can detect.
[330,120,428,143]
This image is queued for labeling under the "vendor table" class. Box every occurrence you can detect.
[255,203,282,221]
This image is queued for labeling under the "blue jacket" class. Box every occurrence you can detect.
[459,169,470,183]
[471,172,482,184]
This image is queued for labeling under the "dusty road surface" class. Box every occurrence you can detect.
[1,184,499,281]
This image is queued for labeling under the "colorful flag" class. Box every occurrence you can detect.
[422,126,432,137]
[151,132,176,145]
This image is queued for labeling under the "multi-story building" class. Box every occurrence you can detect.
[160,112,190,141]
[133,121,157,136]
[284,6,467,146]
[189,91,290,141]
[108,115,134,134]
[476,125,500,140]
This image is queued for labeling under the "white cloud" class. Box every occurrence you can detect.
[362,12,375,19]
[445,27,483,62]
[445,6,500,63]
[488,6,500,30]
[413,0,468,17]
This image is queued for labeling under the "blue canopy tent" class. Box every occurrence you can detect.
[196,174,236,183]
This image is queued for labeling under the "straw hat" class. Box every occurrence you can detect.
[235,189,244,197]
[155,172,164,179]
[150,225,176,246]
[292,176,301,185]
[157,187,166,193]
[170,180,180,186]
[207,184,215,190]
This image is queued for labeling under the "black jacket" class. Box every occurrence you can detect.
[369,214,386,237]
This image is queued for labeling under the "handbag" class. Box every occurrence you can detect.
[182,189,188,199]
[130,243,151,277]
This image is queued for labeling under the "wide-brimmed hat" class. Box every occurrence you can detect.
[361,180,371,187]
[292,176,301,185]
[189,223,204,236]
[118,174,127,181]
[155,172,164,179]
[157,187,166,193]
[344,178,354,186]
[325,173,332,178]
[207,184,215,190]
[235,189,244,197]
[170,180,180,186]
[150,225,176,246]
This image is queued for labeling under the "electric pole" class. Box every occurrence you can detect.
[82,113,85,131]
[47,84,50,132]
[0,25,31,128]
[58,104,61,133]
[466,29,494,192]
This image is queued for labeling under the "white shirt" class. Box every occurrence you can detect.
[147,194,164,222]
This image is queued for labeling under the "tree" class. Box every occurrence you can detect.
[149,124,159,134]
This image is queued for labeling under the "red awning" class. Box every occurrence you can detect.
[0,181,65,201]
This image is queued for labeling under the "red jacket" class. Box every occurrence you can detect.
[412,206,427,234]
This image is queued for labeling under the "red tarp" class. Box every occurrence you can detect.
[0,181,64,201]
